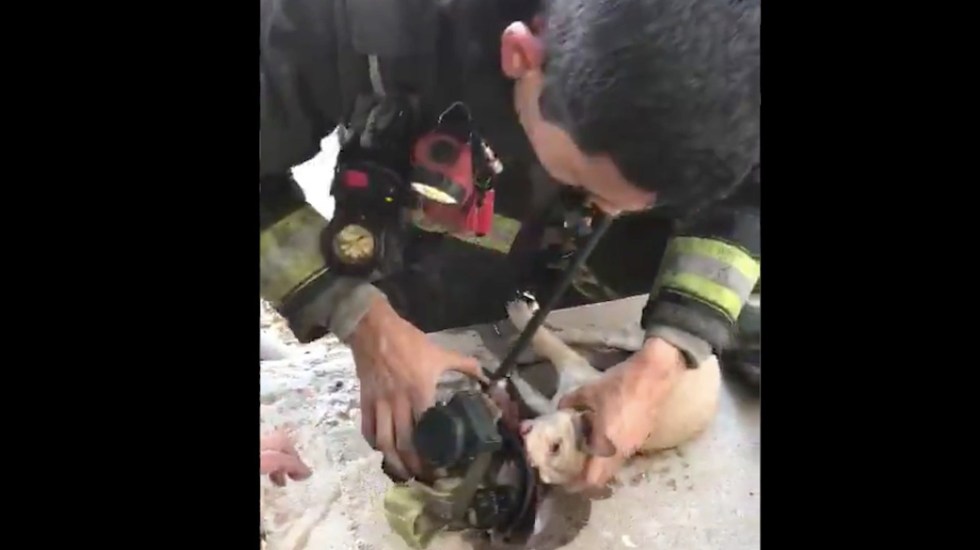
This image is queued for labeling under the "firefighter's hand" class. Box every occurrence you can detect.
[261,428,312,486]
[350,297,486,480]
[558,338,685,489]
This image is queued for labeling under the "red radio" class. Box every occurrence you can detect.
[409,107,501,237]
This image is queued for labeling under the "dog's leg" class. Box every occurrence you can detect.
[505,298,597,381]
[509,374,557,417]
[547,325,646,353]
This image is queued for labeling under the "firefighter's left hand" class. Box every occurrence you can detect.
[558,337,685,489]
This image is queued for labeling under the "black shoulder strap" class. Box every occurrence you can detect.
[333,0,439,136]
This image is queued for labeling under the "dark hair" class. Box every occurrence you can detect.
[538,0,760,207]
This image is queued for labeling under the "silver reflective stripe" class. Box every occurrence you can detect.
[669,253,757,305]
[368,55,386,96]
[652,236,761,321]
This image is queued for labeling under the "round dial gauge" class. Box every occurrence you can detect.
[332,224,375,263]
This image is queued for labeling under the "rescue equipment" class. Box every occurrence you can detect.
[410,102,502,237]
[384,390,539,548]
[324,100,503,278]
[381,204,616,549]
[323,157,412,278]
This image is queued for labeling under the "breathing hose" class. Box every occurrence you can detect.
[486,213,615,384]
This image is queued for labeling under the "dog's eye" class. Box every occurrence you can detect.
[550,441,561,455]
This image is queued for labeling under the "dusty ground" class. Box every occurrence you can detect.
[259,298,760,550]
[260,302,488,550]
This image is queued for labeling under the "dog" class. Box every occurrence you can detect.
[504,295,722,486]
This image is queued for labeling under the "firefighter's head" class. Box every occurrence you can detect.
[500,0,759,216]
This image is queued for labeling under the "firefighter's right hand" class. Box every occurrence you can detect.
[349,297,486,480]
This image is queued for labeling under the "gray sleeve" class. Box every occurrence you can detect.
[286,278,388,343]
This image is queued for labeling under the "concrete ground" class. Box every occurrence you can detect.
[260,295,759,550]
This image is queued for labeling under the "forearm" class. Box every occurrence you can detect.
[641,165,761,367]
[260,174,385,343]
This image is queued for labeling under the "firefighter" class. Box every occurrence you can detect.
[260,0,760,489]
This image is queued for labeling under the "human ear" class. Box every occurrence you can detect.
[500,21,545,79]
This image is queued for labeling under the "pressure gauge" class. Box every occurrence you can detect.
[331,223,376,265]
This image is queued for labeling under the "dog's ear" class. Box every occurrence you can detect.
[576,411,617,458]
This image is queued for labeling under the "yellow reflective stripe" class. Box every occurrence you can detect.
[259,205,329,306]
[653,237,761,321]
[653,271,746,320]
[668,237,760,282]
[410,212,522,254]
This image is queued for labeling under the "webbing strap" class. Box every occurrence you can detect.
[651,236,760,321]
[368,55,386,96]
[358,55,387,148]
